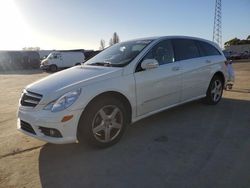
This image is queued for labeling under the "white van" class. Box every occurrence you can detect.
[40,51,85,72]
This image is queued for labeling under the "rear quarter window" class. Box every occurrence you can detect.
[196,41,221,56]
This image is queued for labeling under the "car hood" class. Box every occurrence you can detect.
[25,65,123,102]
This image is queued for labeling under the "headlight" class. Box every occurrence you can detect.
[41,60,48,65]
[44,89,81,112]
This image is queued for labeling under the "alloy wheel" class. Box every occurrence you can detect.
[91,105,123,143]
[211,79,223,102]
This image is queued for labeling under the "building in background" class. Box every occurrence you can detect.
[0,51,40,70]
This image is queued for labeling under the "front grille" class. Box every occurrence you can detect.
[20,120,36,135]
[21,90,42,107]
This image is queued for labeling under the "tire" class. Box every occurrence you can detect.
[204,75,224,105]
[50,65,57,72]
[77,96,129,148]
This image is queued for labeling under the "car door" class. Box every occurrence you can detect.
[172,39,211,101]
[64,53,73,67]
[134,40,182,116]
[52,53,63,67]
[57,53,65,67]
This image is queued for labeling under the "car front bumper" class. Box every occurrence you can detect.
[40,64,49,70]
[17,106,82,144]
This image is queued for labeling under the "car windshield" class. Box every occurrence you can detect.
[47,53,55,59]
[86,40,153,67]
[47,52,59,59]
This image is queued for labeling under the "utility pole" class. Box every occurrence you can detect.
[213,0,222,48]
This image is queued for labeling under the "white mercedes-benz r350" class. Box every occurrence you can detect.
[17,36,229,147]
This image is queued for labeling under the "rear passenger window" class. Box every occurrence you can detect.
[197,41,221,56]
[173,39,200,61]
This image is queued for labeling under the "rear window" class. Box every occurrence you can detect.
[196,41,221,56]
[173,39,200,61]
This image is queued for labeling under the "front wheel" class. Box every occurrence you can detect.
[204,75,224,105]
[49,65,57,72]
[77,97,129,148]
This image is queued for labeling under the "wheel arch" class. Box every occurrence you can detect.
[81,91,132,124]
[50,64,57,67]
[204,71,225,105]
[49,64,58,71]
[205,71,226,94]
[213,71,225,86]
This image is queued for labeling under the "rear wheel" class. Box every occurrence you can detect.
[77,97,129,147]
[204,75,223,105]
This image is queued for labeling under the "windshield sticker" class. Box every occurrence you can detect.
[120,46,126,52]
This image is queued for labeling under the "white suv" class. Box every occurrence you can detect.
[17,36,228,147]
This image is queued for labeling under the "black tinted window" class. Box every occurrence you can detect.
[143,40,174,65]
[173,39,200,61]
[197,41,221,56]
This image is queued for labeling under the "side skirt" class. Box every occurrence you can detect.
[132,95,206,123]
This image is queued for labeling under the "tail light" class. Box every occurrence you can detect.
[225,60,232,65]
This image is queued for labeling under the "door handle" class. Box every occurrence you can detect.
[205,60,211,64]
[172,66,180,71]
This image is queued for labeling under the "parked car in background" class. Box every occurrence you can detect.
[224,51,250,60]
[17,36,228,148]
[240,51,250,59]
[40,51,85,72]
[22,51,40,69]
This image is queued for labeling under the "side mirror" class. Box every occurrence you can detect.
[141,59,159,70]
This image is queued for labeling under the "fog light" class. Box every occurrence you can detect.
[39,127,62,138]
[61,115,73,122]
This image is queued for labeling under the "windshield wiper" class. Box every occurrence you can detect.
[89,61,112,67]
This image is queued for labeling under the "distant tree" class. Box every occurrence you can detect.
[239,40,250,45]
[22,47,40,51]
[112,32,120,44]
[99,39,105,50]
[225,36,250,47]
[224,38,241,47]
[109,38,113,46]
[109,32,120,46]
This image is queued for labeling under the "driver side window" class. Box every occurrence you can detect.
[136,40,174,72]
